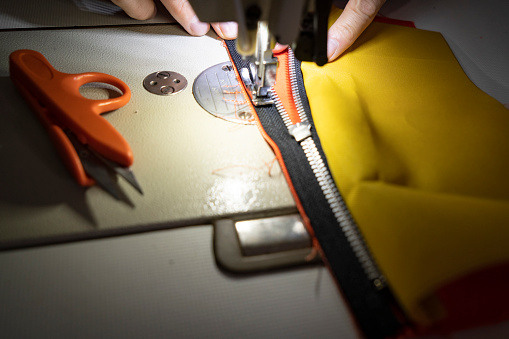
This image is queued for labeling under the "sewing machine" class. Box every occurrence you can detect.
[0,0,508,337]
[189,0,331,105]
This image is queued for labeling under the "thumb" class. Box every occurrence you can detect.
[327,0,384,61]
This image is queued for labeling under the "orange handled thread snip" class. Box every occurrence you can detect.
[9,49,143,199]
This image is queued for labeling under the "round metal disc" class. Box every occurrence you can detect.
[143,71,187,95]
[193,62,254,125]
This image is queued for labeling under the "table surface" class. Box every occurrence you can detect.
[1,0,508,338]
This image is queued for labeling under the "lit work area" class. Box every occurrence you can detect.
[1,1,508,338]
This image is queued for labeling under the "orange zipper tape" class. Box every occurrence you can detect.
[223,42,318,246]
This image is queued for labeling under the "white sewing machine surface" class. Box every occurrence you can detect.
[0,0,508,338]
[0,24,298,248]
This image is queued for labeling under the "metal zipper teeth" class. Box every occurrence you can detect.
[272,90,293,128]
[287,49,307,123]
[270,50,386,288]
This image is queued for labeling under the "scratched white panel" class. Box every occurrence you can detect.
[0,226,358,339]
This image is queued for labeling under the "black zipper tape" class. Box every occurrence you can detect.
[225,39,405,339]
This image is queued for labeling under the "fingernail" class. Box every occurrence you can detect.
[219,22,238,39]
[189,15,209,36]
[273,43,288,53]
[327,38,340,61]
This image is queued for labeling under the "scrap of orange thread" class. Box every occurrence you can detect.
[211,157,278,177]
[222,85,246,108]
[221,85,255,122]
[226,123,245,132]
[305,243,321,262]
[265,157,278,176]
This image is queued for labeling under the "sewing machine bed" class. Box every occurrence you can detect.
[0,25,296,249]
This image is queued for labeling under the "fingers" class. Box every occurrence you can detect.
[211,22,238,40]
[111,0,157,20]
[160,0,209,36]
[327,0,385,61]
[162,0,238,39]
[114,0,235,38]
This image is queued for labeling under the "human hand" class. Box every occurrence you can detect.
[327,0,385,61]
[111,0,238,39]
[112,0,383,62]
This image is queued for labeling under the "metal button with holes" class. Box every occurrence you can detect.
[143,71,187,95]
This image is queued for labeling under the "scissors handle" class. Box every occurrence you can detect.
[9,49,133,172]
[10,74,96,187]
[63,71,131,114]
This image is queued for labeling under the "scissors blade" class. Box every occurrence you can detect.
[92,151,144,195]
[65,130,121,200]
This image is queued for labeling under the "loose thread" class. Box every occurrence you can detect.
[211,157,279,177]
[226,123,246,132]
[221,84,255,123]
[306,237,324,264]
[265,157,278,177]
[305,244,319,262]
[222,85,254,122]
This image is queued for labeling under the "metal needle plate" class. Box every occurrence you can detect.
[143,71,187,95]
[193,62,255,125]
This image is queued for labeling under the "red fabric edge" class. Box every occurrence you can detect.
[428,261,509,334]
[373,16,416,28]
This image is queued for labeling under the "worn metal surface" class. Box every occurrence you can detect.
[143,70,188,95]
[235,214,310,256]
[193,61,255,124]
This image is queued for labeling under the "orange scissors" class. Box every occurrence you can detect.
[9,49,142,199]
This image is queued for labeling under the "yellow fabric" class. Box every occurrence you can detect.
[301,8,509,325]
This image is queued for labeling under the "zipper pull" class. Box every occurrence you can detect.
[289,122,311,142]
